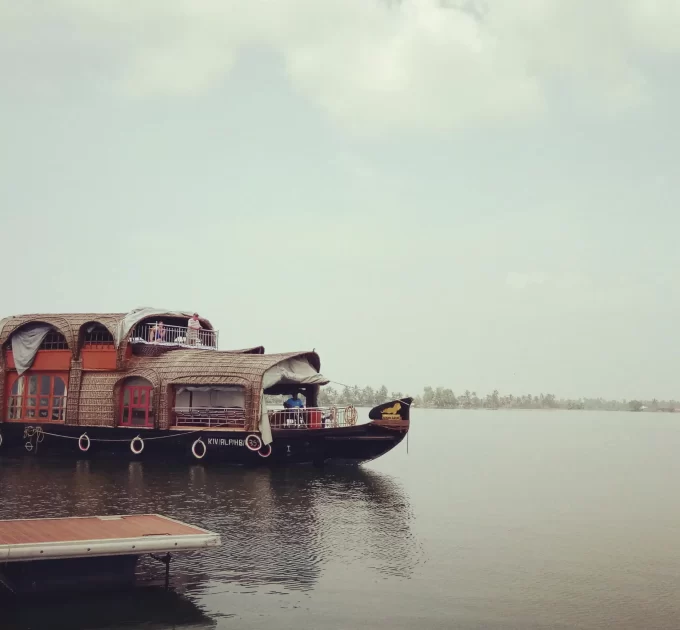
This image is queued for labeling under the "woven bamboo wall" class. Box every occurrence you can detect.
[78,372,120,427]
[78,369,162,428]
[66,360,83,425]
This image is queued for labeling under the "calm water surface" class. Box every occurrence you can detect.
[3,410,680,629]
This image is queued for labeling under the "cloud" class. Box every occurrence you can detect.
[505,272,548,289]
[505,272,593,292]
[2,0,680,130]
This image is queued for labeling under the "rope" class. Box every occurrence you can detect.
[24,426,46,453]
[28,428,202,443]
[84,430,203,443]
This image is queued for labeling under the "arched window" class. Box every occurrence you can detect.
[6,373,68,421]
[83,324,114,349]
[3,328,69,353]
[39,331,68,350]
[120,377,155,428]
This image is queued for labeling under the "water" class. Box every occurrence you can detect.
[3,409,680,629]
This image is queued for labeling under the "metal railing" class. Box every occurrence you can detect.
[130,323,219,350]
[84,329,114,349]
[174,407,246,428]
[40,331,69,350]
[268,406,359,430]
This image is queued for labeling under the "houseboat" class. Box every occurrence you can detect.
[0,309,411,465]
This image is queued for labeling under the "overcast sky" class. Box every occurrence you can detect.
[1,1,679,400]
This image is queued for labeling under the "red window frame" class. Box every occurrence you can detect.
[5,372,68,422]
[120,385,154,428]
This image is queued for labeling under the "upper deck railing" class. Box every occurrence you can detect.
[129,322,219,350]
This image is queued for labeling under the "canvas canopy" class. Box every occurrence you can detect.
[11,324,52,375]
[262,357,329,390]
[259,357,329,445]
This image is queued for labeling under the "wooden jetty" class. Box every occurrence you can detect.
[0,514,220,593]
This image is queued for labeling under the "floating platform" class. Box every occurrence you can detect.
[0,514,220,593]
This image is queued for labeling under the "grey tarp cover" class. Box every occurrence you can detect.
[259,357,330,445]
[116,307,204,346]
[262,358,329,390]
[12,324,52,375]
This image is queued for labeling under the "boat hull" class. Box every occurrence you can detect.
[0,421,407,466]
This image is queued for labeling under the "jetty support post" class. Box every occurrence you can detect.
[151,552,172,590]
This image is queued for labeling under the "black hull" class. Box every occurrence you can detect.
[0,421,407,467]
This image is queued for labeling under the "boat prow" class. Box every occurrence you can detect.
[310,398,413,466]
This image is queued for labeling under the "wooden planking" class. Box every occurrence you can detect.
[0,515,206,546]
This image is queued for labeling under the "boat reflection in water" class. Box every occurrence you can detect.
[172,464,421,591]
[0,455,420,625]
[1,587,217,630]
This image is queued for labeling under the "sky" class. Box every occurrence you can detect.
[1,0,679,400]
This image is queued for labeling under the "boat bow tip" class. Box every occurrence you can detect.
[368,397,413,422]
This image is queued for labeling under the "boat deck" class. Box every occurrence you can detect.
[0,514,219,562]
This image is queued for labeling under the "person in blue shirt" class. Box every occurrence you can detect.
[283,392,304,409]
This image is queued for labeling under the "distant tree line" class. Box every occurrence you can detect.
[297,386,679,412]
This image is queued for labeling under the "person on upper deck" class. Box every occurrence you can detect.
[283,392,304,409]
[187,313,201,346]
[149,321,166,343]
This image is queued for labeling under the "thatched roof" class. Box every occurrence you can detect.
[127,349,321,387]
[228,346,265,355]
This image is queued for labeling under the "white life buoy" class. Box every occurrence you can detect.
[130,436,144,455]
[78,433,90,452]
[245,434,262,451]
[191,439,207,460]
[258,444,272,458]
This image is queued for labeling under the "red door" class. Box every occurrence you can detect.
[120,385,154,428]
